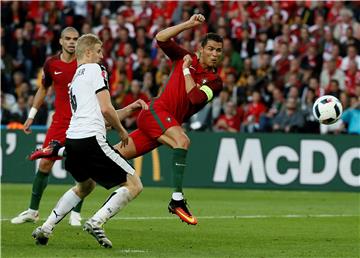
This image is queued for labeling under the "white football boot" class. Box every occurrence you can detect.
[11,210,39,224]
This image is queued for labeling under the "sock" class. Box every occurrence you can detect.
[90,187,132,227]
[72,200,83,213]
[172,148,188,193]
[42,189,81,233]
[172,192,183,201]
[28,208,38,214]
[29,170,50,210]
[58,147,66,157]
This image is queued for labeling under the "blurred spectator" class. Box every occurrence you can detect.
[329,79,343,98]
[1,45,13,93]
[223,38,243,74]
[338,96,360,134]
[272,42,292,85]
[10,27,33,78]
[218,55,237,83]
[273,96,305,133]
[142,71,158,98]
[252,41,270,70]
[328,44,343,68]
[213,101,241,132]
[340,44,360,71]
[1,91,13,125]
[212,89,230,121]
[10,96,27,123]
[320,59,346,91]
[301,43,323,76]
[333,8,360,44]
[241,91,267,132]
[259,87,284,132]
[301,88,319,133]
[340,27,360,54]
[257,29,274,53]
[268,13,283,39]
[120,79,149,130]
[344,60,360,96]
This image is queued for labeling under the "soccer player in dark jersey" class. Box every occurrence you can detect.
[32,14,223,225]
[11,27,84,226]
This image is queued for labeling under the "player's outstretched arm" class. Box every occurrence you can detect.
[23,85,48,134]
[115,99,149,121]
[155,14,205,42]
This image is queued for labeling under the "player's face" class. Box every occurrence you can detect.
[200,40,223,69]
[88,43,103,63]
[60,31,79,54]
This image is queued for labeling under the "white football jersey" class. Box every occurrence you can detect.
[66,63,109,139]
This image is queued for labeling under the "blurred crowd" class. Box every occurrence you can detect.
[1,1,360,134]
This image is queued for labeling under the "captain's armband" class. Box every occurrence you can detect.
[199,85,213,102]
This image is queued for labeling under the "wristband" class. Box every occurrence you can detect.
[28,107,38,119]
[183,68,191,76]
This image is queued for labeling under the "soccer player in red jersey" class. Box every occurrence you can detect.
[117,14,223,225]
[32,14,223,225]
[11,27,84,226]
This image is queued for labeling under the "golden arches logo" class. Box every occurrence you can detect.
[133,149,161,181]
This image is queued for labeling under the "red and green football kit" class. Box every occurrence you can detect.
[129,39,223,156]
[42,54,77,160]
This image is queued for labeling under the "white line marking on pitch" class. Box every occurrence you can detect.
[119,249,147,253]
[1,214,357,221]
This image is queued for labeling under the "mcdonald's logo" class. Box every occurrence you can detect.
[133,148,161,181]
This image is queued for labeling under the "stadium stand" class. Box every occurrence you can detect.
[1,1,359,134]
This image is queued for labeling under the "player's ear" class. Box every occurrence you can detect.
[59,37,63,47]
[85,47,91,58]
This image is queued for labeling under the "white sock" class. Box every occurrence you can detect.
[90,187,132,227]
[58,147,65,157]
[172,192,183,201]
[42,189,81,233]
[28,208,38,214]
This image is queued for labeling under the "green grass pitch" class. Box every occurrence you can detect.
[1,184,359,257]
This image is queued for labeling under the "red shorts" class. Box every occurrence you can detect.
[42,120,69,160]
[130,108,179,156]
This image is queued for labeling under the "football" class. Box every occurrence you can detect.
[312,95,343,125]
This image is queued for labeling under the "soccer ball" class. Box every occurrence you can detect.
[312,95,343,125]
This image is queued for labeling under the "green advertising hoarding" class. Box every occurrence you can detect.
[1,129,359,191]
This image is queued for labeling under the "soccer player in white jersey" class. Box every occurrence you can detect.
[32,34,147,248]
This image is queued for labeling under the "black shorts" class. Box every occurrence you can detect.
[65,135,135,189]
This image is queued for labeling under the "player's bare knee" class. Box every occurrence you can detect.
[176,134,191,149]
[126,175,143,198]
[39,159,55,172]
[73,180,95,198]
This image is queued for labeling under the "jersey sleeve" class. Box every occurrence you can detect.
[187,77,223,105]
[42,59,53,89]
[157,39,191,61]
[93,64,110,94]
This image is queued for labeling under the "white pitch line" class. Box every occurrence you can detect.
[118,249,147,253]
[1,214,357,222]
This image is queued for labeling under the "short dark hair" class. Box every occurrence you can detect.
[330,79,339,86]
[201,33,223,47]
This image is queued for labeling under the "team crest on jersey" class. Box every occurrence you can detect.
[166,117,171,123]
[101,70,108,81]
